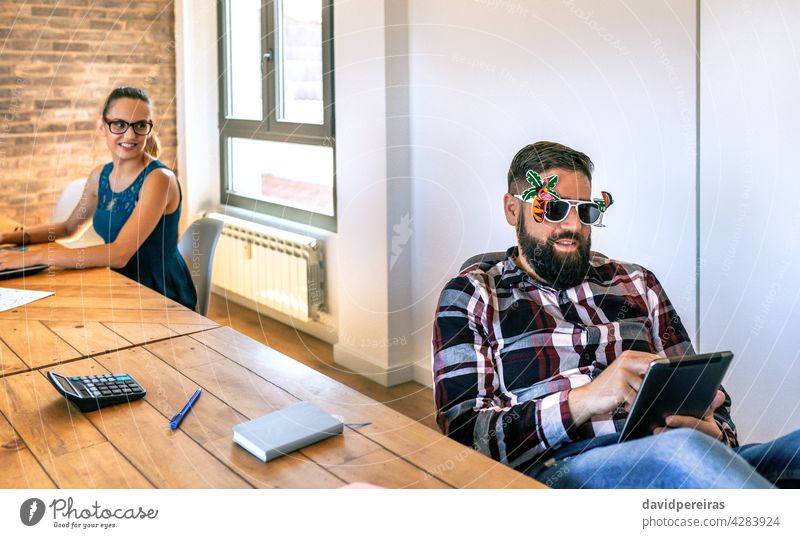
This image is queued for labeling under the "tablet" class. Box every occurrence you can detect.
[0,264,49,281]
[618,351,733,443]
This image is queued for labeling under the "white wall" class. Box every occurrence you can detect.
[329,0,393,380]
[405,0,698,384]
[175,0,220,226]
[699,0,800,443]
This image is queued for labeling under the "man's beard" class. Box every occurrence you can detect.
[516,213,592,290]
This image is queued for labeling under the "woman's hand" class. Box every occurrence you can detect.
[0,248,26,271]
[0,248,44,271]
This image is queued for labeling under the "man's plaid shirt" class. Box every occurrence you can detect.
[432,247,738,472]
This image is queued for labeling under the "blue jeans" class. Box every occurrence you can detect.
[527,428,800,488]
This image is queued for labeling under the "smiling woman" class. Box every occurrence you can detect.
[0,86,197,311]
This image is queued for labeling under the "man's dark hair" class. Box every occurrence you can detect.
[507,141,594,194]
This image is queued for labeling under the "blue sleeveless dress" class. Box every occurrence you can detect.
[93,160,197,311]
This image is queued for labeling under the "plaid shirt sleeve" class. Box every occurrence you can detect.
[643,269,739,448]
[432,274,587,467]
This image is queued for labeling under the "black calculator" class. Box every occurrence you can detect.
[47,372,146,412]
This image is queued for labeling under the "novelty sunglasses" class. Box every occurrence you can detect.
[513,195,607,227]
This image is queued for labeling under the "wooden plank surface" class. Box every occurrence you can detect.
[45,321,132,358]
[132,341,448,488]
[34,359,250,488]
[1,267,219,377]
[189,327,544,489]
[0,339,28,377]
[0,369,152,488]
[1,268,217,322]
[1,320,83,369]
[1,306,218,326]
[0,214,20,231]
[95,346,346,489]
[102,322,177,344]
[0,412,56,489]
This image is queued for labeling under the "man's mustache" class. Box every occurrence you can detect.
[539,232,586,247]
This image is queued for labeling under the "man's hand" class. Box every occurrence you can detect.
[653,389,725,440]
[568,350,662,426]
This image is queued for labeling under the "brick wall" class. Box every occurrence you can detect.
[0,0,177,227]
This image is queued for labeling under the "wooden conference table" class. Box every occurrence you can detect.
[0,215,20,232]
[0,265,543,489]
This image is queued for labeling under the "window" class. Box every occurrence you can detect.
[218,0,335,230]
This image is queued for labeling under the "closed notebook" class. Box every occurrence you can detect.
[232,402,343,462]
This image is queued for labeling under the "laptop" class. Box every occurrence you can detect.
[0,264,49,281]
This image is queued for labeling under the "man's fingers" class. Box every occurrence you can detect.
[712,389,725,410]
[619,353,661,376]
[618,375,639,408]
[663,415,723,440]
[623,370,643,393]
[703,390,725,418]
[665,415,703,429]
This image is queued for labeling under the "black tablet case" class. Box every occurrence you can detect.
[618,351,733,443]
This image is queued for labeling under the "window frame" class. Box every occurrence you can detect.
[217,0,336,231]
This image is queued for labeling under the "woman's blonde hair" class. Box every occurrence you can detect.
[102,86,161,159]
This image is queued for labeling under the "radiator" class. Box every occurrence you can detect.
[207,213,325,322]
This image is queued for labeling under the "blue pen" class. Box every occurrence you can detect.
[169,388,202,430]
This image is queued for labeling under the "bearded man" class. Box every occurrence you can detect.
[431,141,800,488]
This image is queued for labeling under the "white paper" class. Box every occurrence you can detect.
[0,287,54,312]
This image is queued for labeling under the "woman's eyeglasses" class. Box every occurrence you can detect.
[103,118,154,136]
[514,195,605,226]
